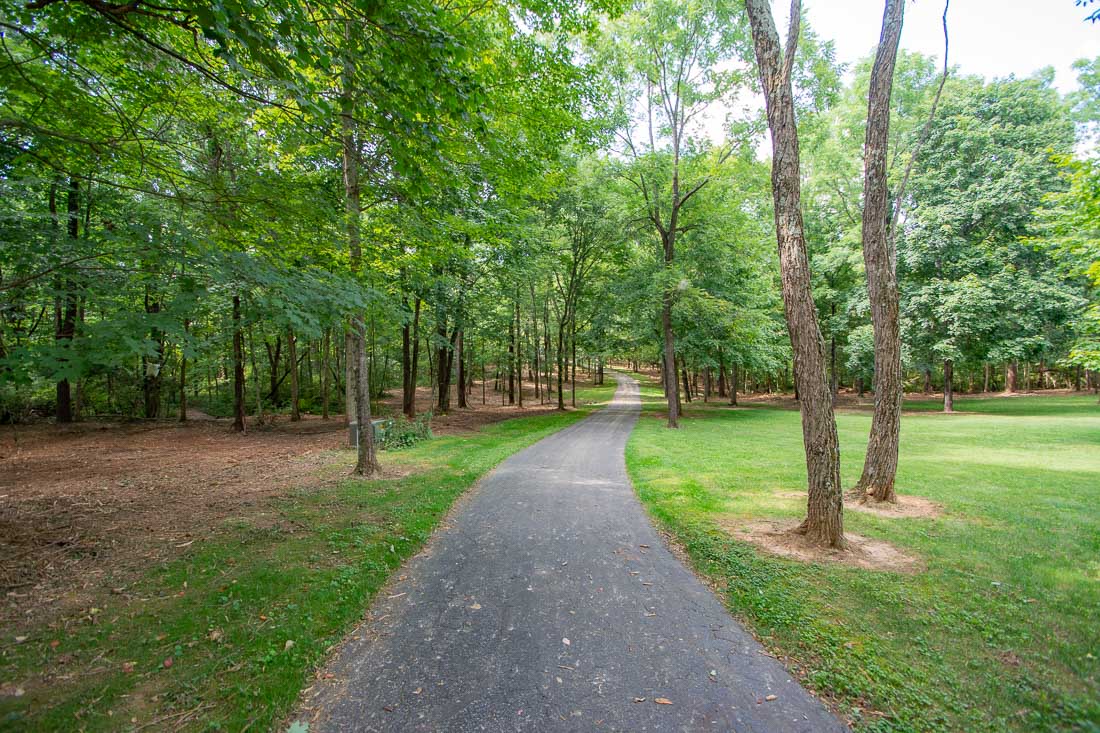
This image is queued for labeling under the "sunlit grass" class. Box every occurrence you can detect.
[625,375,1100,732]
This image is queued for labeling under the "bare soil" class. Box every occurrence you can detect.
[0,376,601,633]
[723,519,924,574]
[776,491,943,519]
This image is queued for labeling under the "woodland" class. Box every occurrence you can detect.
[0,0,1098,730]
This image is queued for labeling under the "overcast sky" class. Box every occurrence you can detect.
[803,0,1097,92]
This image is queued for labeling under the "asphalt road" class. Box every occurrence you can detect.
[298,373,846,732]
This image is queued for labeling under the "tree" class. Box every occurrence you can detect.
[851,0,905,503]
[745,0,845,548]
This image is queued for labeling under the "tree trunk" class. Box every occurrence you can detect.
[232,294,245,432]
[1005,360,1018,393]
[402,297,421,418]
[923,368,932,394]
[681,361,692,402]
[718,353,728,397]
[341,21,377,475]
[556,315,566,410]
[729,364,739,406]
[55,178,79,423]
[321,328,331,419]
[943,359,954,413]
[179,319,189,422]
[852,0,905,503]
[266,336,281,402]
[287,327,301,421]
[747,0,844,547]
[143,291,164,419]
[457,329,467,409]
[517,299,524,408]
[570,317,576,408]
[661,295,681,427]
[983,362,991,393]
[508,307,516,406]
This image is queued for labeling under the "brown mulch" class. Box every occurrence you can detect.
[0,376,601,633]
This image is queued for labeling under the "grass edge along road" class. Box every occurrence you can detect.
[623,374,1099,732]
[0,383,615,732]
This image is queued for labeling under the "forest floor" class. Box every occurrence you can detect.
[0,376,598,635]
[0,378,610,731]
[625,373,1100,731]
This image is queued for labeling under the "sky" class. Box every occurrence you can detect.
[803,0,1097,92]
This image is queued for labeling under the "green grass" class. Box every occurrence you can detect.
[0,383,615,732]
[625,377,1100,732]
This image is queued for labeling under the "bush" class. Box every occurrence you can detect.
[381,412,433,450]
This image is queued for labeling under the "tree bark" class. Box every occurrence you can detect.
[457,329,467,409]
[179,319,189,422]
[1005,360,1018,393]
[853,0,905,503]
[943,359,954,413]
[232,295,245,433]
[747,0,844,547]
[729,363,739,406]
[55,178,79,423]
[143,292,163,419]
[342,20,377,474]
[321,327,331,419]
[287,327,301,421]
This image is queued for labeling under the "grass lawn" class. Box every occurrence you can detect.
[0,383,615,732]
[625,376,1100,732]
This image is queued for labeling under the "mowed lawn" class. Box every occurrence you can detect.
[0,384,616,732]
[625,379,1100,732]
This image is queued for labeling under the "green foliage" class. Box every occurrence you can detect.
[381,413,434,450]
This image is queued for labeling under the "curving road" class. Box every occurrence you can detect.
[299,372,846,732]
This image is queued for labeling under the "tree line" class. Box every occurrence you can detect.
[1,0,1097,548]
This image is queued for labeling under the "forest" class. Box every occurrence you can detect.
[1,0,1098,731]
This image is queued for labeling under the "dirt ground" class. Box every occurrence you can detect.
[0,376,597,633]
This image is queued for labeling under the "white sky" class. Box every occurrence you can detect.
[803,0,1098,92]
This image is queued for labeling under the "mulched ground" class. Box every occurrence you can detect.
[0,377,596,634]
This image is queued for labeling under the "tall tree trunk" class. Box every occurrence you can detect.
[517,298,524,408]
[266,336,281,402]
[402,298,421,418]
[570,317,576,408]
[530,284,541,401]
[943,359,954,413]
[730,364,739,406]
[508,306,516,405]
[55,178,79,423]
[321,328,331,419]
[287,327,301,421]
[983,362,991,393]
[232,294,245,432]
[681,360,692,402]
[718,353,728,397]
[556,315,566,410]
[923,368,932,394]
[179,319,189,422]
[661,295,680,427]
[456,329,467,409]
[143,291,163,419]
[853,0,905,503]
[248,325,264,423]
[342,21,377,474]
[747,0,844,548]
[1005,360,1018,393]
